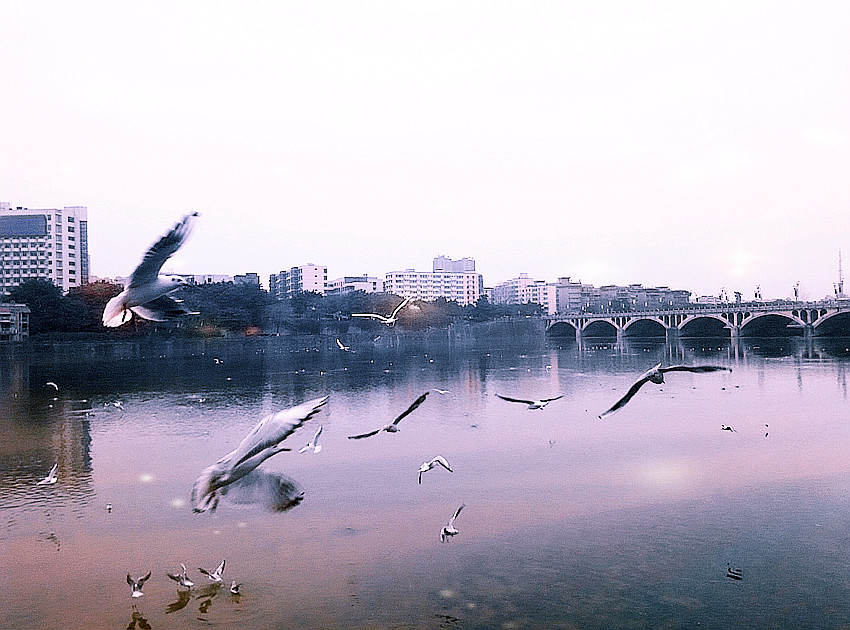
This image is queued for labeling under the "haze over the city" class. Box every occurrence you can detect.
[1,1,848,301]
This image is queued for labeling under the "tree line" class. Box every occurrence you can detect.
[7,279,543,337]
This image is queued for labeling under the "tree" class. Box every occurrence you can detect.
[8,279,88,334]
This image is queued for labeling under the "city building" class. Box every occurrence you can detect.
[383,268,483,306]
[326,275,384,295]
[491,273,557,314]
[234,272,261,287]
[433,255,476,273]
[269,263,327,299]
[0,303,30,341]
[0,203,90,295]
[188,274,234,285]
[553,277,691,313]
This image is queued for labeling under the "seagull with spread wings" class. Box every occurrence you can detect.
[440,503,465,542]
[166,563,194,589]
[127,571,152,598]
[191,396,329,513]
[102,213,200,327]
[496,394,563,410]
[36,463,58,485]
[347,392,429,439]
[418,455,453,484]
[351,296,412,326]
[198,560,226,583]
[598,363,731,418]
[298,425,323,454]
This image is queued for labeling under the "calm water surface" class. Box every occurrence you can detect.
[1,334,849,629]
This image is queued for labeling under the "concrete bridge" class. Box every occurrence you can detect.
[545,300,850,340]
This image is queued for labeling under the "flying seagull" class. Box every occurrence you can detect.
[598,364,731,418]
[721,424,737,433]
[440,503,465,543]
[298,426,323,454]
[127,572,152,598]
[198,560,226,583]
[230,581,241,595]
[347,392,429,439]
[45,381,59,391]
[191,396,329,513]
[351,296,412,327]
[102,213,200,327]
[496,394,563,410]
[336,339,350,352]
[418,455,453,484]
[37,463,58,485]
[166,563,194,589]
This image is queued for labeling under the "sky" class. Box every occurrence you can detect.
[1,1,848,300]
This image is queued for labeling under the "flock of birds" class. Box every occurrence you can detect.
[33,214,745,614]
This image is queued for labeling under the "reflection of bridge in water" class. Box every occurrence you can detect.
[546,301,850,340]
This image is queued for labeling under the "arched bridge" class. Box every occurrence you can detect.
[545,300,850,339]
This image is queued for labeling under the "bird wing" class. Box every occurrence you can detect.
[227,396,329,470]
[434,456,453,472]
[598,376,651,418]
[450,503,465,522]
[131,295,195,322]
[215,560,225,575]
[138,571,151,585]
[390,296,412,318]
[391,391,429,425]
[540,395,564,403]
[127,574,134,586]
[313,426,323,442]
[496,394,534,405]
[660,365,731,374]
[347,428,382,440]
[49,463,58,476]
[351,313,388,322]
[128,213,198,288]
[166,573,181,582]
[198,567,213,577]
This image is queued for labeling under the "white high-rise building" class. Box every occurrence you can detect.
[0,203,90,295]
[269,263,327,299]
[383,268,483,306]
[492,273,556,314]
[326,275,384,295]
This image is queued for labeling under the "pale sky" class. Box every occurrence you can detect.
[1,1,848,300]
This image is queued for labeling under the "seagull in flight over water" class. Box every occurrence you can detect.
[191,396,329,513]
[336,339,350,352]
[598,363,731,418]
[198,560,226,583]
[419,456,453,484]
[496,394,563,410]
[37,463,58,485]
[102,213,200,327]
[440,503,465,542]
[347,392,430,439]
[166,563,194,589]
[351,296,412,327]
[298,426,323,454]
[127,572,151,598]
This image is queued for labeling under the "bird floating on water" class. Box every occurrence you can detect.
[298,426,323,454]
[598,364,731,418]
[37,463,58,485]
[418,455,453,484]
[166,563,194,589]
[191,396,329,513]
[347,392,429,439]
[102,213,200,327]
[440,503,465,543]
[351,296,412,327]
[198,560,226,583]
[496,394,563,410]
[127,571,151,598]
[230,580,241,595]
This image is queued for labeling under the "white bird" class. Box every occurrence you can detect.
[721,424,737,433]
[230,580,241,595]
[336,339,350,352]
[347,392,429,439]
[431,389,453,396]
[102,213,200,327]
[127,571,151,598]
[418,456,453,484]
[440,503,465,542]
[106,502,113,513]
[198,560,225,583]
[298,426,323,454]
[36,463,58,485]
[351,296,412,327]
[191,396,329,513]
[496,394,563,410]
[166,563,194,589]
[45,381,59,391]
[598,364,732,418]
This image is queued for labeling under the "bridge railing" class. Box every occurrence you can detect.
[547,300,847,321]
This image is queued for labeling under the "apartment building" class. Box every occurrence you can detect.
[269,263,327,299]
[0,303,30,341]
[383,268,483,306]
[326,275,384,295]
[0,203,90,295]
[491,273,557,314]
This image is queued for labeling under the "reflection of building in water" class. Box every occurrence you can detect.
[0,303,29,341]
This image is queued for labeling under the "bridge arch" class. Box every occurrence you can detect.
[739,313,803,336]
[547,321,578,337]
[582,320,618,338]
[813,310,850,334]
[679,314,731,337]
[622,317,666,337]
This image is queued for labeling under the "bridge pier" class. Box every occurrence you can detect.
[665,326,680,342]
[728,325,739,340]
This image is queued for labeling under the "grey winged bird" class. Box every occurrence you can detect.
[598,363,731,418]
[198,560,226,582]
[496,394,563,410]
[347,392,430,439]
[102,213,200,327]
[418,455,453,484]
[351,296,412,326]
[191,396,329,513]
[440,503,465,542]
[166,563,194,589]
[127,571,151,598]
[298,425,323,454]
[37,463,58,485]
